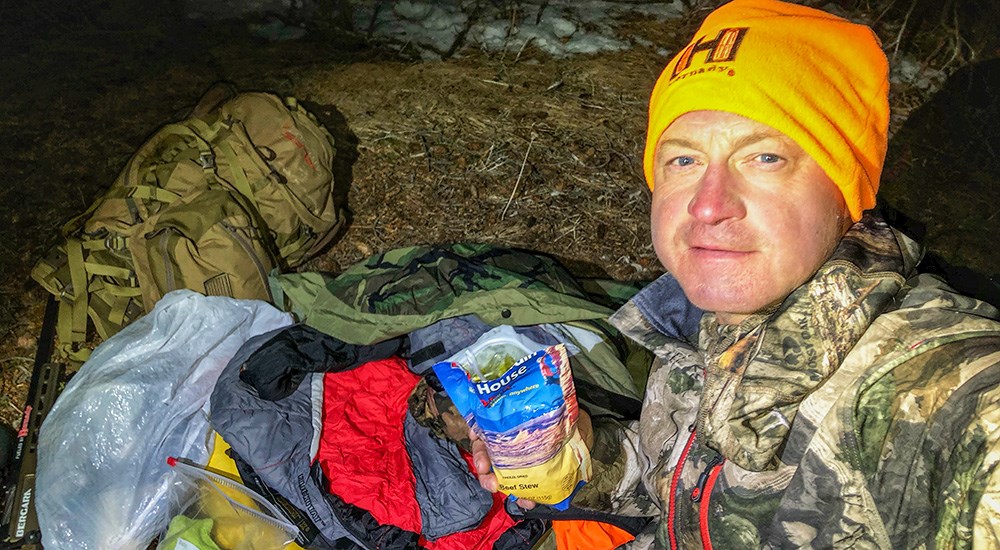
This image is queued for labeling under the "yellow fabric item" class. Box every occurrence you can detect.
[643,0,890,221]
[206,433,307,550]
[207,433,242,481]
[552,519,635,550]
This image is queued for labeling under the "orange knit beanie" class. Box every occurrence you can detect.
[643,0,890,221]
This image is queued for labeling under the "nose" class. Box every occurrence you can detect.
[687,164,746,224]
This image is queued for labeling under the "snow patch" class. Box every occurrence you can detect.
[185,0,687,58]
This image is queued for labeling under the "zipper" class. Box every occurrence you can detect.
[668,426,697,550]
[221,220,274,302]
[167,457,298,534]
[159,229,177,291]
[668,428,726,550]
[697,457,725,550]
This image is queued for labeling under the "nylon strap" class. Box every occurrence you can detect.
[215,139,259,210]
[185,118,226,187]
[278,234,310,260]
[87,305,113,341]
[31,259,57,281]
[158,122,208,144]
[130,184,182,203]
[59,337,91,364]
[97,282,143,297]
[107,294,133,327]
[81,239,110,251]
[64,238,89,348]
[83,261,134,280]
[56,299,74,363]
[87,275,141,296]
[158,122,214,174]
[158,140,194,164]
[79,235,129,251]
[184,117,221,143]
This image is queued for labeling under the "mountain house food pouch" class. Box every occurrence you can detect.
[432,327,592,509]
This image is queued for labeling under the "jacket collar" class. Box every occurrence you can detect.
[630,273,704,342]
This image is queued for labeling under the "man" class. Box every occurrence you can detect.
[472,0,1000,547]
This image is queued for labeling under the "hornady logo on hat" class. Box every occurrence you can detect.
[671,27,748,80]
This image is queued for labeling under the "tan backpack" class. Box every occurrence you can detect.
[31,84,346,362]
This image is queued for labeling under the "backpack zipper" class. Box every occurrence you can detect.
[159,229,177,292]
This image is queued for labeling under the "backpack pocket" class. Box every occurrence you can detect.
[135,190,277,308]
[218,94,344,267]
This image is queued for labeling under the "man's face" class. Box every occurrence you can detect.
[650,110,851,325]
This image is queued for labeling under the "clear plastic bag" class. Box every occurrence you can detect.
[157,457,298,550]
[35,290,293,549]
[445,324,546,381]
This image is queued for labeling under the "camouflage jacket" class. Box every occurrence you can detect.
[574,214,1000,549]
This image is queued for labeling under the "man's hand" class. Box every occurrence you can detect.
[469,409,593,510]
[470,427,538,510]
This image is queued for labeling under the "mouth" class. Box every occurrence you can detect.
[687,244,752,259]
[681,226,755,260]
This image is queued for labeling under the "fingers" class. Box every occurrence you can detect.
[514,498,537,510]
[478,472,499,493]
[471,433,490,476]
[470,427,499,492]
[469,428,539,508]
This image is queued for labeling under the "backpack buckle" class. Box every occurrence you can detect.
[197,152,216,169]
[104,235,128,251]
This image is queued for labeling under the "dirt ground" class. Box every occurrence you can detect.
[1,2,999,430]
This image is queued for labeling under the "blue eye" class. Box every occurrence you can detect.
[757,153,782,163]
[672,156,696,167]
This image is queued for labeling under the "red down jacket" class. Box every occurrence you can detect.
[320,356,518,548]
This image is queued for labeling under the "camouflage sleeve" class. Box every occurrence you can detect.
[856,335,1000,548]
[974,463,1000,548]
[570,416,659,516]
[970,356,1000,549]
[567,296,704,521]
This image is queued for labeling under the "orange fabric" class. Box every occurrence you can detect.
[552,519,635,550]
[643,0,890,221]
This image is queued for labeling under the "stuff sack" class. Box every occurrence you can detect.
[31,83,345,362]
[433,329,591,507]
